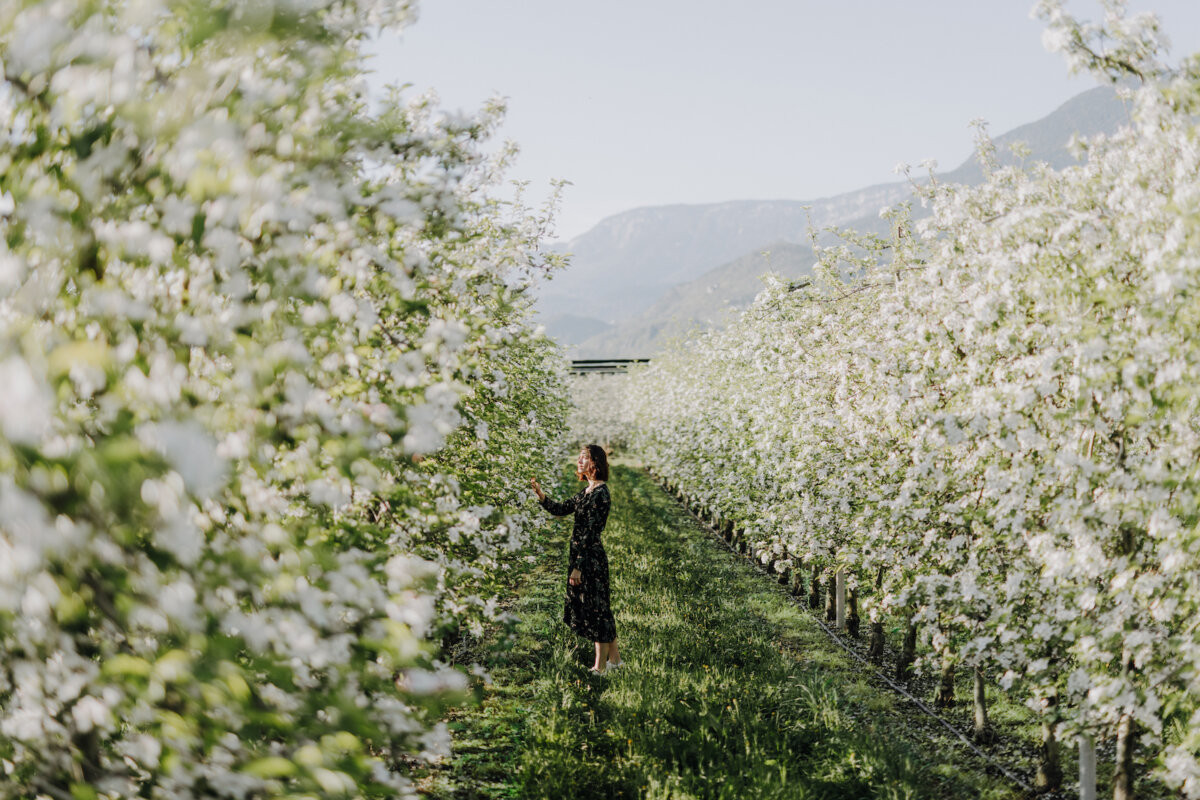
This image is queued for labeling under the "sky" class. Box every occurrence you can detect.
[367,1,1200,242]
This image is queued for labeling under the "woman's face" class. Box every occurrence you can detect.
[577,450,590,477]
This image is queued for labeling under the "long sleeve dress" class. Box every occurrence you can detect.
[539,483,617,643]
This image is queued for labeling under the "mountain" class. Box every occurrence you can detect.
[544,84,1129,356]
[535,312,613,347]
[940,84,1129,184]
[571,243,814,358]
[538,185,909,324]
[824,84,1129,243]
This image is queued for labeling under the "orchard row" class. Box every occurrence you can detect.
[0,1,568,798]
[580,4,1200,797]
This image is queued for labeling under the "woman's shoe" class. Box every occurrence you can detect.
[589,666,607,676]
[606,659,623,669]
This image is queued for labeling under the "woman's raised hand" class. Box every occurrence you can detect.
[530,476,545,501]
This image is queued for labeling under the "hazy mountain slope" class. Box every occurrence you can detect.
[535,312,613,347]
[822,84,1130,243]
[540,186,909,323]
[942,84,1127,183]
[546,84,1129,355]
[574,243,814,358]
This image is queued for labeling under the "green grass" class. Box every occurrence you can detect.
[419,463,1020,800]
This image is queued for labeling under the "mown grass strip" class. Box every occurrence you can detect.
[422,463,1018,799]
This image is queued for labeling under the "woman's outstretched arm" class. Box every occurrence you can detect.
[531,476,577,516]
[540,493,578,517]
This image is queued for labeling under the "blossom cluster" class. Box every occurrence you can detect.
[0,1,567,797]
[620,2,1200,794]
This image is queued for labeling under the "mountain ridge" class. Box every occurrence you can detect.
[541,84,1128,356]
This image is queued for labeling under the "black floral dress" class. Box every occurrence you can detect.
[540,484,617,643]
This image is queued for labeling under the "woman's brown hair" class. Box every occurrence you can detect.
[576,444,609,482]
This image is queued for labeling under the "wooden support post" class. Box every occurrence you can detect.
[835,570,846,631]
[1079,732,1096,800]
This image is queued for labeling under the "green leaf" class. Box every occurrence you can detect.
[70,783,99,800]
[241,756,297,779]
[102,654,152,678]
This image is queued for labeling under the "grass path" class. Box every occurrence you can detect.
[420,463,1018,799]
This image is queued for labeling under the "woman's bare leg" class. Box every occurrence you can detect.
[593,641,610,671]
[608,639,621,665]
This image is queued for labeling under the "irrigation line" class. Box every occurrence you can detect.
[804,599,1035,794]
[659,477,1035,794]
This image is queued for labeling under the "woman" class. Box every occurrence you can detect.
[530,445,621,674]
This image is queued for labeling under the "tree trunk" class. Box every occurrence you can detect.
[935,655,955,709]
[1113,713,1135,800]
[834,570,846,629]
[1113,644,1137,800]
[73,728,102,784]
[868,621,885,663]
[895,620,917,683]
[790,560,805,596]
[867,566,885,662]
[847,588,860,638]
[809,566,821,609]
[972,667,994,744]
[825,578,837,622]
[1035,693,1063,793]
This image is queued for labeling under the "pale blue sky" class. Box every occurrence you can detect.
[368,2,1200,241]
